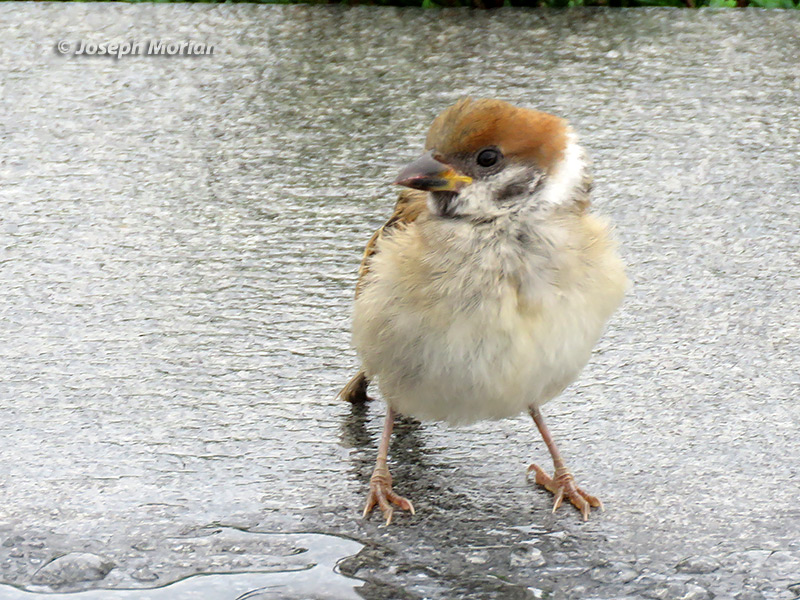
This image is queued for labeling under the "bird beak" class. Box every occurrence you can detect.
[394,151,472,192]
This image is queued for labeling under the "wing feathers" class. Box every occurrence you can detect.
[355,189,427,297]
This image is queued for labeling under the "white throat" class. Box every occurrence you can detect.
[538,130,589,208]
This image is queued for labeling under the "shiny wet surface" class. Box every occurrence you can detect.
[1,5,799,599]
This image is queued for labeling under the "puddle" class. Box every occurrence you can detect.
[0,533,364,600]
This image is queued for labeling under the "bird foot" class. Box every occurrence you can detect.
[527,464,602,521]
[362,464,414,525]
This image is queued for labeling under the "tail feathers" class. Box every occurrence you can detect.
[338,370,372,403]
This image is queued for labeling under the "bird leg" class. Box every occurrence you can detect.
[362,407,415,525]
[527,406,602,521]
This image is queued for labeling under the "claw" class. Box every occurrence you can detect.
[552,487,565,512]
[387,492,414,515]
[362,464,414,525]
[527,462,601,520]
[362,495,376,519]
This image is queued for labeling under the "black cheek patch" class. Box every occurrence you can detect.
[495,181,531,204]
[431,191,460,218]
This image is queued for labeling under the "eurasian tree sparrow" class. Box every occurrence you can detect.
[340,98,628,524]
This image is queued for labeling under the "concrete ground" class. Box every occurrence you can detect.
[0,5,798,599]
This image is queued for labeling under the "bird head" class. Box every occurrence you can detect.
[395,98,588,222]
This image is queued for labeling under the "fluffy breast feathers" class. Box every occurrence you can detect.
[351,190,628,424]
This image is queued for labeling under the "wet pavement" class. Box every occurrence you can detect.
[1,4,799,599]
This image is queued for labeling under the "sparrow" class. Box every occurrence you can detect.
[340,98,628,524]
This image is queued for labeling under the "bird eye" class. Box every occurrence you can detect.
[476,148,501,168]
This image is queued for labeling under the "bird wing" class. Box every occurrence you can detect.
[355,189,428,297]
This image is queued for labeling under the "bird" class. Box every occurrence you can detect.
[339,98,628,524]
